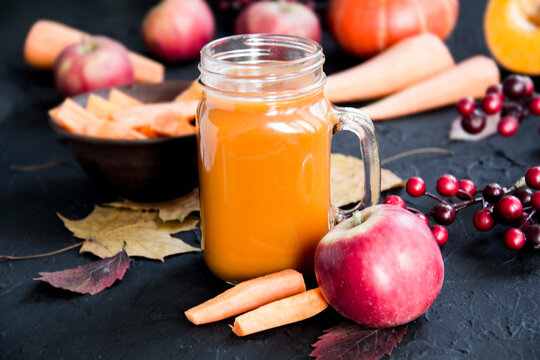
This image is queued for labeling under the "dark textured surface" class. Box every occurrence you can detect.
[1,1,539,359]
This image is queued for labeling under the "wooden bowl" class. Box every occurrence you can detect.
[49,82,198,202]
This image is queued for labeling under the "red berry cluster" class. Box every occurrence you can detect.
[456,74,540,137]
[383,166,540,250]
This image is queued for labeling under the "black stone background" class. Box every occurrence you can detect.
[1,0,539,359]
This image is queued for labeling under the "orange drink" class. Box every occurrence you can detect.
[199,92,333,282]
[197,35,380,283]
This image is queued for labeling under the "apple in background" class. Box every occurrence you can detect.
[315,204,444,328]
[142,0,215,62]
[235,0,322,43]
[53,36,134,97]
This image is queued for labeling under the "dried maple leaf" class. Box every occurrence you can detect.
[310,323,407,360]
[107,188,200,222]
[448,114,499,141]
[58,206,200,261]
[34,249,130,295]
[331,153,404,207]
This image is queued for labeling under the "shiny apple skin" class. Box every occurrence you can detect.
[315,204,444,328]
[234,1,322,43]
[142,0,215,61]
[53,36,134,97]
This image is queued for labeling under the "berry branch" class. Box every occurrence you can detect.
[384,166,540,250]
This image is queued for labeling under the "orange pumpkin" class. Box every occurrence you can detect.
[327,0,459,58]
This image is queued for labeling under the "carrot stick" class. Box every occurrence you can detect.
[185,269,306,325]
[325,33,455,103]
[54,99,145,139]
[174,80,202,102]
[108,88,144,108]
[86,94,121,119]
[149,112,195,137]
[54,106,88,134]
[231,288,328,337]
[136,125,163,139]
[23,20,164,83]
[127,52,165,85]
[57,98,98,134]
[361,55,500,120]
[112,101,198,128]
[48,107,61,124]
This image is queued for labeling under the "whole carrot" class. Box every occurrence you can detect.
[361,56,500,120]
[325,33,454,103]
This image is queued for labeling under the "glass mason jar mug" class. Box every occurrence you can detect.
[197,34,380,283]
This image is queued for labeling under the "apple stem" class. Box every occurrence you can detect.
[81,36,97,54]
[352,211,363,227]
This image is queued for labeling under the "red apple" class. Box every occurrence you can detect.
[315,204,444,328]
[142,0,215,61]
[53,36,134,97]
[235,0,322,43]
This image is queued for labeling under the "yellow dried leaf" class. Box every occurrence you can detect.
[331,153,404,207]
[58,206,199,261]
[107,188,200,222]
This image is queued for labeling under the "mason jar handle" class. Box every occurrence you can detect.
[332,105,381,223]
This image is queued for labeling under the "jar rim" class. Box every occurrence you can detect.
[198,34,326,100]
[200,33,323,69]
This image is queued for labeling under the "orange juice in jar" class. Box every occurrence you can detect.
[197,35,380,283]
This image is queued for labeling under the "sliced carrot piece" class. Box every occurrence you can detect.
[88,120,146,140]
[54,106,89,134]
[108,88,144,108]
[174,80,202,102]
[185,269,306,325]
[54,98,97,134]
[54,99,145,139]
[63,98,96,121]
[136,125,163,138]
[112,101,198,128]
[86,94,121,119]
[49,106,61,124]
[150,112,195,137]
[231,288,328,337]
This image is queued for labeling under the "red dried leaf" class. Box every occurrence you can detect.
[34,249,130,295]
[310,323,407,360]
